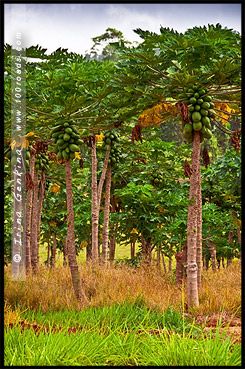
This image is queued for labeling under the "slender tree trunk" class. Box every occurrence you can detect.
[208,240,216,271]
[25,150,35,274]
[91,134,99,262]
[131,241,136,259]
[175,251,185,285]
[109,196,118,263]
[31,168,39,272]
[47,238,50,267]
[196,161,202,289]
[36,170,46,266]
[101,164,112,265]
[86,236,92,263]
[91,134,111,263]
[222,256,225,269]
[161,252,167,273]
[236,228,241,266]
[65,158,87,303]
[51,232,56,268]
[186,130,200,308]
[141,235,152,266]
[227,230,233,267]
[63,237,68,266]
[168,256,172,272]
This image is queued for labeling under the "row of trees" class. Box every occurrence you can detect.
[4,24,241,307]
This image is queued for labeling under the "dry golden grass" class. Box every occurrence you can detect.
[4,261,241,318]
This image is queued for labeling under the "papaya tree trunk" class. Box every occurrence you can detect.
[47,238,50,267]
[175,250,186,286]
[196,161,202,289]
[36,170,46,266]
[25,150,35,274]
[208,240,216,271]
[101,164,112,266]
[141,235,152,266]
[51,232,56,268]
[131,241,136,259]
[227,230,233,267]
[186,130,200,308]
[168,256,172,272]
[91,134,111,263]
[30,168,39,272]
[63,237,68,266]
[161,252,167,273]
[91,134,99,262]
[86,236,92,263]
[109,196,118,263]
[65,158,87,303]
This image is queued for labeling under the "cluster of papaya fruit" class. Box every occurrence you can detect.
[51,121,83,160]
[149,172,164,187]
[33,152,50,171]
[178,86,215,143]
[101,130,121,165]
[6,147,49,172]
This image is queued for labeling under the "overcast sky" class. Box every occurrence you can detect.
[4,3,241,55]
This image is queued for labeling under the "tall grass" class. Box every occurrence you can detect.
[5,320,241,366]
[4,261,241,317]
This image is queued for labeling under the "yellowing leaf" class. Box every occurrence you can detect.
[95,133,104,142]
[49,220,57,227]
[25,132,36,137]
[74,152,81,160]
[49,183,61,193]
[138,102,177,127]
[130,228,138,234]
[80,241,88,248]
[233,218,241,228]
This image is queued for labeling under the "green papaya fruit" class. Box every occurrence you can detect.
[57,139,65,146]
[203,128,212,139]
[194,105,201,111]
[189,97,196,104]
[65,127,73,134]
[69,152,75,159]
[188,106,195,112]
[53,146,59,153]
[62,150,69,160]
[184,123,193,133]
[57,151,63,160]
[64,122,70,127]
[69,144,80,152]
[208,109,216,118]
[200,109,208,116]
[58,133,64,139]
[203,95,212,102]
[65,147,70,153]
[63,133,70,141]
[201,102,210,109]
[11,156,17,166]
[193,122,202,131]
[76,139,83,145]
[70,139,74,144]
[192,112,202,122]
[6,150,11,159]
[52,131,61,139]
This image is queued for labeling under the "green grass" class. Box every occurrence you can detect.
[14,298,195,334]
[5,298,241,366]
[5,301,241,366]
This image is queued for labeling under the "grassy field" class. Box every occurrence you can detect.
[5,300,241,366]
[4,244,241,366]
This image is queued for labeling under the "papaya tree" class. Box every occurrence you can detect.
[111,24,241,307]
